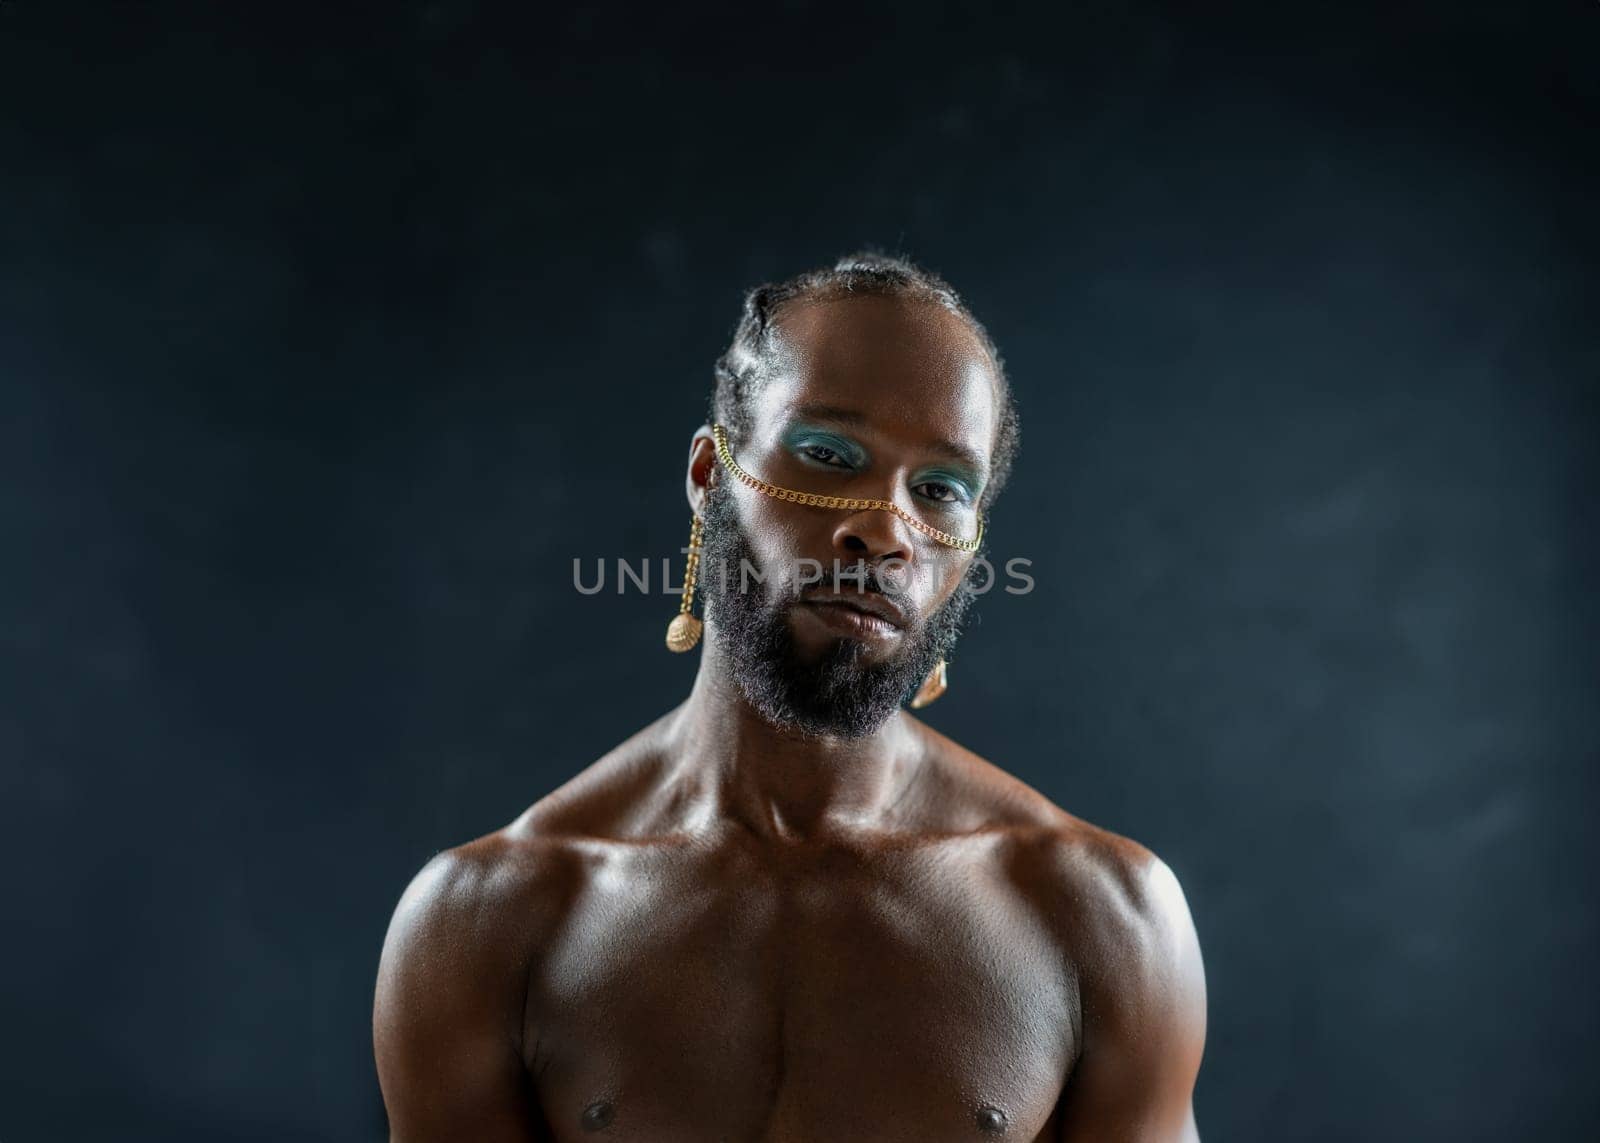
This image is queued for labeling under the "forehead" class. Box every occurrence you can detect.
[748,294,999,467]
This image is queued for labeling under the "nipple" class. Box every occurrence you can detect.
[975,1104,1008,1134]
[581,1099,615,1132]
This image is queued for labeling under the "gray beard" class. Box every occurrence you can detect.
[696,478,979,739]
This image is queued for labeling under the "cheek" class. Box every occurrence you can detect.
[907,554,975,612]
[732,494,818,588]
[739,491,826,555]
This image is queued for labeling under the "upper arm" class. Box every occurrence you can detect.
[373,846,549,1143]
[1055,852,1208,1142]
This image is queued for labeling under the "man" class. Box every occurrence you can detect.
[374,253,1207,1141]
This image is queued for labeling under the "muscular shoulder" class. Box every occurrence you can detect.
[374,826,591,1055]
[374,823,611,1136]
[1002,816,1207,1102]
[907,718,1203,1037]
[385,830,577,961]
[376,710,677,999]
[908,719,1200,963]
[1007,821,1200,979]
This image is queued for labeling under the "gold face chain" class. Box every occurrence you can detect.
[710,423,985,553]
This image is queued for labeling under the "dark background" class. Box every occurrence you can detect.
[2,2,1595,1140]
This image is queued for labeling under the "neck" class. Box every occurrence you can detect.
[663,626,922,841]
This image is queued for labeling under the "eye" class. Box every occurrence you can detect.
[914,480,962,504]
[802,443,852,468]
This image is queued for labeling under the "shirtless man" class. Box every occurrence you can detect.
[373,253,1207,1142]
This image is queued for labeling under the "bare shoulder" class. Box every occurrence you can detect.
[909,717,1204,998]
[378,710,682,987]
[372,719,678,1110]
[375,828,585,1050]
[373,769,656,1137]
[1007,814,1203,985]
[974,772,1207,1101]
[930,751,1210,1133]
[381,827,580,968]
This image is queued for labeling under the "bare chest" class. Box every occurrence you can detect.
[526,839,1077,1142]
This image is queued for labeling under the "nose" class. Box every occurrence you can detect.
[830,506,916,571]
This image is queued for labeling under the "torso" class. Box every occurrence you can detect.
[477,715,1143,1143]
[526,827,1075,1142]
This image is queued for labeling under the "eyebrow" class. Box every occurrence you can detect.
[784,403,988,477]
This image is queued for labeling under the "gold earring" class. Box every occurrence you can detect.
[909,658,948,709]
[665,513,705,652]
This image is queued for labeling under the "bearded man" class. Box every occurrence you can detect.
[374,253,1208,1142]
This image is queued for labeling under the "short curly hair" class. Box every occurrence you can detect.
[708,250,1021,513]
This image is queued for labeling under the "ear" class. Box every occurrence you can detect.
[684,424,718,515]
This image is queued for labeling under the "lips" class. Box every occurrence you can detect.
[798,587,909,631]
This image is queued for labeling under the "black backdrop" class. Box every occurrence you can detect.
[2,3,1595,1141]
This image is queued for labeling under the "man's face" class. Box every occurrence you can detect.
[696,293,999,738]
